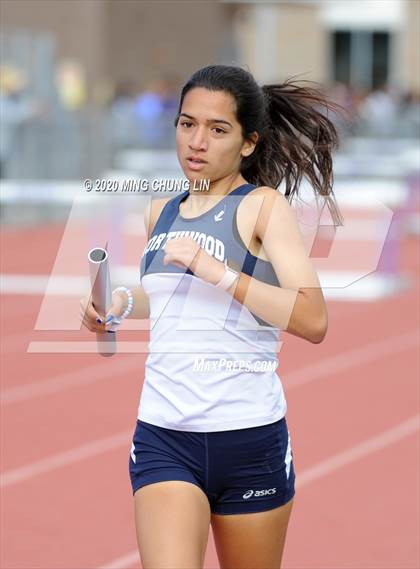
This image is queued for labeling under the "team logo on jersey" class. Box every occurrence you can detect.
[214,209,225,222]
[143,230,226,262]
[242,488,277,499]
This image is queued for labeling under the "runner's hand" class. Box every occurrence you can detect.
[79,291,126,333]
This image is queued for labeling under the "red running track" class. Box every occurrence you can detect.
[0,222,419,568]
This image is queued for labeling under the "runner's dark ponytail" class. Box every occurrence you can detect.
[174,64,346,226]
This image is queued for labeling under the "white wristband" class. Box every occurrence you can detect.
[215,263,239,291]
[112,286,134,320]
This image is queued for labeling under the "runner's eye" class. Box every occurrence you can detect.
[180,122,226,134]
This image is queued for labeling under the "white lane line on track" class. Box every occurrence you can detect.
[2,329,418,405]
[283,329,419,390]
[1,355,143,404]
[1,330,418,566]
[1,328,418,487]
[295,414,419,487]
[99,551,140,569]
[97,414,420,569]
[0,430,133,488]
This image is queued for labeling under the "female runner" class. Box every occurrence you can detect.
[81,64,343,569]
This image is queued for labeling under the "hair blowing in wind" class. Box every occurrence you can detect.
[174,64,346,226]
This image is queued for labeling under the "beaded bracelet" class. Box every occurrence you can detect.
[112,286,134,320]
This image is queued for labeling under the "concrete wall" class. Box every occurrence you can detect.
[1,0,108,91]
[1,0,235,100]
[1,0,417,98]
[401,0,420,93]
[232,3,328,85]
[275,3,328,84]
[104,0,234,89]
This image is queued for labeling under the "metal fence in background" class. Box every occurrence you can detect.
[1,29,419,182]
[0,29,177,181]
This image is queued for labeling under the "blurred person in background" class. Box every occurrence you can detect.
[0,63,47,179]
[357,83,398,137]
[108,78,139,153]
[397,90,420,138]
[159,73,180,116]
[55,59,87,111]
[158,73,181,148]
[326,81,355,137]
[134,75,179,149]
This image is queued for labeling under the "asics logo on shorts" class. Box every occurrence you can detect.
[243,488,277,499]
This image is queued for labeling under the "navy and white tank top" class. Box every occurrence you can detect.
[137,182,287,431]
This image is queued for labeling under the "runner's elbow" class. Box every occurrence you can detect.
[309,315,328,344]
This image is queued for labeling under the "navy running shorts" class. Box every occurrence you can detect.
[128,417,296,515]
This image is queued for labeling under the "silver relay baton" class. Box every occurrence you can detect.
[88,245,116,357]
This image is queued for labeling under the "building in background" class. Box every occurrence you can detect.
[2,0,418,100]
[228,0,419,94]
[0,0,418,178]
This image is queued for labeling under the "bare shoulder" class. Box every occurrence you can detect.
[250,186,290,205]
[240,185,290,209]
[237,185,292,231]
[143,196,173,239]
[150,196,173,220]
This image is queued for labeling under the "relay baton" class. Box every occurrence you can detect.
[88,245,116,357]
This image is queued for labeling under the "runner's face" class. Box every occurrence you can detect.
[176,87,255,182]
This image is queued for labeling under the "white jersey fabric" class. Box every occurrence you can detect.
[137,183,287,432]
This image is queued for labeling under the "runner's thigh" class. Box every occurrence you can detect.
[211,497,294,569]
[134,480,211,569]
